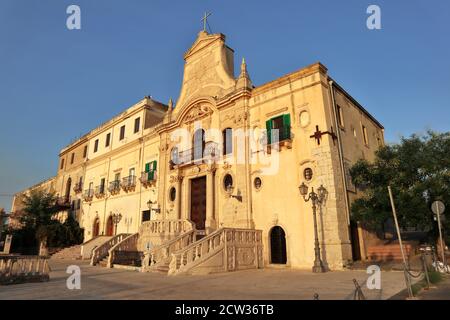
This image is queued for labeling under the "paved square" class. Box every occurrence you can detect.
[0,259,409,300]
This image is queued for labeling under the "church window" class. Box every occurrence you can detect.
[94,139,99,153]
[254,177,262,190]
[222,128,233,155]
[169,187,176,202]
[266,114,291,144]
[193,129,205,160]
[223,174,233,192]
[303,168,313,181]
[171,147,179,166]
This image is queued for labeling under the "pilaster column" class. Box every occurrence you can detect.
[205,165,216,234]
[170,174,183,220]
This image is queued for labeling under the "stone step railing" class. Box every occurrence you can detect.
[90,233,130,266]
[107,233,139,268]
[141,229,197,272]
[0,255,50,284]
[168,228,263,276]
[139,219,195,235]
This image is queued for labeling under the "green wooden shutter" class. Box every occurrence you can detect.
[148,170,154,181]
[152,160,157,171]
[265,119,272,145]
[145,162,150,173]
[282,114,291,140]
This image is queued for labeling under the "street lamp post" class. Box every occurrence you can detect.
[112,212,122,235]
[299,182,326,273]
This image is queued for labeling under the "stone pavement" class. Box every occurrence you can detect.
[0,259,410,300]
[418,276,450,300]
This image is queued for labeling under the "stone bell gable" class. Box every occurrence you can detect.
[174,31,237,112]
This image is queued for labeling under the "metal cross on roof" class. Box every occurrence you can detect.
[201,12,212,32]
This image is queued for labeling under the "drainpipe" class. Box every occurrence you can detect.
[328,80,351,227]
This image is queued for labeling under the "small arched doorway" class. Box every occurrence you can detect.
[92,218,100,237]
[270,226,287,264]
[106,215,114,236]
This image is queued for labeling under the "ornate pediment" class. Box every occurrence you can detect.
[183,104,213,124]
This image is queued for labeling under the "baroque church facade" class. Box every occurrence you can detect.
[12,29,384,273]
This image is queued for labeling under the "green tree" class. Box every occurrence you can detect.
[20,190,60,242]
[10,190,84,253]
[350,131,450,240]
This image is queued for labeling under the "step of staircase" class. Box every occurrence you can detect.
[51,245,82,260]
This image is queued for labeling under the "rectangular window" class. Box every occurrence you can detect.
[89,182,94,191]
[60,159,65,170]
[120,125,125,140]
[70,153,75,164]
[94,139,99,153]
[105,133,111,147]
[337,105,345,128]
[142,210,151,222]
[129,168,135,177]
[134,117,140,134]
[266,114,291,144]
[100,178,106,193]
[115,172,121,181]
[83,145,88,158]
[145,161,157,180]
[362,125,369,145]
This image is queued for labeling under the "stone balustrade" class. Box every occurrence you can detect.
[0,255,50,284]
[90,233,130,266]
[139,219,195,235]
[168,228,263,275]
[141,229,197,272]
[107,233,139,267]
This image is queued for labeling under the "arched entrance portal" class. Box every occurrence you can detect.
[270,226,287,264]
[93,218,100,237]
[106,215,114,236]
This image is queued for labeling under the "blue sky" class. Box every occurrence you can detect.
[0,0,449,210]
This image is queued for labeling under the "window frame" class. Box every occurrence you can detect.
[119,125,126,141]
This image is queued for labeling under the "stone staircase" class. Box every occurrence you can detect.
[50,244,82,260]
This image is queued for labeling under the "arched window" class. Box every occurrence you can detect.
[223,128,233,155]
[193,129,205,161]
[171,147,179,165]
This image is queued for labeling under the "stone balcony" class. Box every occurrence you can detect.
[83,189,94,202]
[140,171,156,188]
[108,180,121,195]
[170,141,219,169]
[122,176,136,192]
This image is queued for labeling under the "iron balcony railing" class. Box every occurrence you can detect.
[108,180,121,194]
[95,185,106,198]
[56,196,71,207]
[83,189,94,202]
[171,141,219,168]
[122,176,136,191]
[140,171,156,187]
[73,182,83,194]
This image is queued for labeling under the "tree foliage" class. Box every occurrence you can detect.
[350,131,450,239]
[9,190,84,253]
